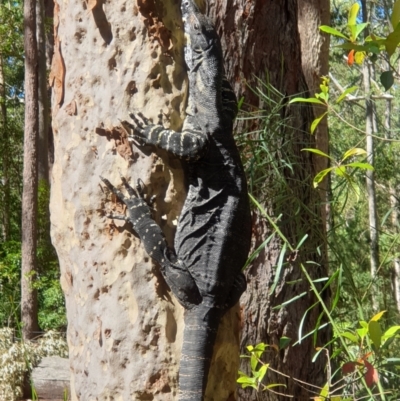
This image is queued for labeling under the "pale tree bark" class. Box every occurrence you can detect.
[0,55,10,241]
[50,0,240,400]
[361,0,380,311]
[21,0,40,340]
[390,186,400,313]
[208,1,330,400]
[363,62,379,312]
[384,94,400,314]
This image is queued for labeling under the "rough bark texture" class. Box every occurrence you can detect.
[298,0,331,233]
[21,0,40,340]
[208,1,329,399]
[50,0,240,400]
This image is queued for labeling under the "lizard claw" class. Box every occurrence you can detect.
[157,109,163,125]
[106,214,129,222]
[136,112,151,125]
[126,113,151,144]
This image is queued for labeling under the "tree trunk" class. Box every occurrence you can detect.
[21,0,40,340]
[361,0,380,311]
[390,186,400,313]
[50,0,240,399]
[298,0,331,234]
[0,55,10,242]
[36,0,50,184]
[209,1,329,399]
[384,94,400,314]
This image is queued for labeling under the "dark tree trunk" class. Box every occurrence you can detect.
[37,0,50,184]
[21,0,40,340]
[209,1,330,399]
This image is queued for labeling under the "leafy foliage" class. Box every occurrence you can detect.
[0,0,66,332]
[238,2,400,396]
[0,328,68,401]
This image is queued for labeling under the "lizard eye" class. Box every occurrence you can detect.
[194,22,200,30]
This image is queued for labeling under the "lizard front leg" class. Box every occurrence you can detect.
[123,113,208,162]
[101,176,202,309]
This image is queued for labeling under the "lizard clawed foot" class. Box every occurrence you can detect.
[120,112,158,146]
[100,176,154,228]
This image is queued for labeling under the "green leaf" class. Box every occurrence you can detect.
[237,375,257,389]
[380,71,394,91]
[253,343,268,352]
[391,0,400,29]
[335,166,346,177]
[257,364,268,383]
[279,336,291,350]
[382,325,400,340]
[319,25,349,39]
[296,234,308,250]
[315,91,328,102]
[311,112,328,135]
[342,147,367,161]
[369,320,382,349]
[319,382,329,398]
[342,331,359,343]
[384,26,400,56]
[238,96,245,111]
[352,22,369,41]
[250,354,258,371]
[370,310,386,322]
[276,291,307,309]
[345,162,374,170]
[289,97,325,105]
[313,167,335,188]
[336,86,358,103]
[302,148,333,160]
[319,83,328,95]
[269,242,287,295]
[348,3,360,26]
[357,326,368,339]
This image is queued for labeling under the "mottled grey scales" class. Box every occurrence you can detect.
[101,1,252,400]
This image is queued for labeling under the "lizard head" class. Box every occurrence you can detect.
[181,0,221,70]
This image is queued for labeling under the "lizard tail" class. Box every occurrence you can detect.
[179,304,220,401]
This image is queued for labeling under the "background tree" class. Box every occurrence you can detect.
[208,1,330,399]
[327,0,400,320]
[21,0,40,340]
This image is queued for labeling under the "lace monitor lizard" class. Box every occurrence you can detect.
[101,1,252,399]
